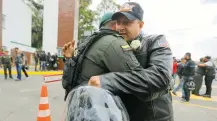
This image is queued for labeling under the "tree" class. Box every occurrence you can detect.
[31,8,43,49]
[95,0,120,28]
[78,0,98,41]
[24,0,44,49]
[97,0,120,18]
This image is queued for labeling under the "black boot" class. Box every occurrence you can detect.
[203,94,211,98]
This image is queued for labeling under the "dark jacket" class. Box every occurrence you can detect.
[73,29,141,86]
[62,28,142,94]
[98,34,174,121]
[204,60,216,77]
[177,63,184,77]
[195,62,205,75]
[182,59,195,77]
[1,55,12,64]
[40,53,46,61]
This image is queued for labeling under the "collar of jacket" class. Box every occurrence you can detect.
[127,32,144,44]
[186,58,192,61]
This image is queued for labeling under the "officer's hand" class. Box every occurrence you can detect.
[63,41,75,58]
[88,76,101,88]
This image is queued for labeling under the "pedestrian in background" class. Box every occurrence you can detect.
[0,50,13,80]
[172,57,178,80]
[14,47,23,81]
[21,52,29,79]
[34,51,39,71]
[40,51,46,71]
[182,53,196,102]
[198,56,216,98]
[192,57,205,95]
[172,58,186,98]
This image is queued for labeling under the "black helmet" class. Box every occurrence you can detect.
[63,86,129,121]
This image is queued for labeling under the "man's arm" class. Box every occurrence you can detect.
[98,35,173,102]
[198,61,211,67]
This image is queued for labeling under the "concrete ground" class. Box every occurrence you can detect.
[0,75,217,121]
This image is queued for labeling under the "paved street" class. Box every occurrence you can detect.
[0,75,217,121]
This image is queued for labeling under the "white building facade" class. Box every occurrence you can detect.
[42,0,59,54]
[2,0,35,53]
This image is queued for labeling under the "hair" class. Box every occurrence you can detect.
[185,52,191,58]
[15,47,19,50]
[205,56,211,60]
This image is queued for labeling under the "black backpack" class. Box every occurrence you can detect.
[62,29,119,101]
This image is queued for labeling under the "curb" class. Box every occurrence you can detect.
[0,70,63,75]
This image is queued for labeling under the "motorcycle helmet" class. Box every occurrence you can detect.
[62,86,129,121]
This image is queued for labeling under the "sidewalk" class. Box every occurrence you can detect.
[0,65,63,75]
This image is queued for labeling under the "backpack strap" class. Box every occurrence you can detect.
[72,30,117,86]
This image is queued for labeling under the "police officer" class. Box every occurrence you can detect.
[182,53,196,102]
[192,57,205,95]
[62,12,142,99]
[34,51,39,71]
[198,56,216,98]
[0,50,13,80]
[88,2,173,121]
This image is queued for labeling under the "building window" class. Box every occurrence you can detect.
[2,14,6,29]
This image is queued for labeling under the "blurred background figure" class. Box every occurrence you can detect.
[51,53,58,70]
[172,58,186,98]
[198,56,216,98]
[172,57,178,80]
[46,52,52,71]
[14,47,22,81]
[182,53,196,102]
[34,51,39,71]
[192,57,205,96]
[21,52,29,79]
[40,51,47,71]
[0,50,13,80]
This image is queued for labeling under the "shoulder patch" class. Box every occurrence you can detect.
[158,39,170,48]
[121,45,132,51]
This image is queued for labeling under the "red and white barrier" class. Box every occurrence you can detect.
[43,74,62,83]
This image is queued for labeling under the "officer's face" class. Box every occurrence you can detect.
[116,15,144,41]
[184,55,189,60]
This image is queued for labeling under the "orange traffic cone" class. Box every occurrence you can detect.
[37,84,51,121]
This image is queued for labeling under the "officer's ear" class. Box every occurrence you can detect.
[139,21,144,29]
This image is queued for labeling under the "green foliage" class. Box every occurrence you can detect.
[97,0,120,17]
[31,8,43,49]
[26,0,44,49]
[78,0,98,40]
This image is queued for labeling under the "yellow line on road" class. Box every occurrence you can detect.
[0,70,63,75]
[173,100,217,110]
[172,92,217,102]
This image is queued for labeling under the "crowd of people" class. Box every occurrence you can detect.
[0,47,29,81]
[0,47,59,81]
[33,51,58,72]
[172,53,216,102]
